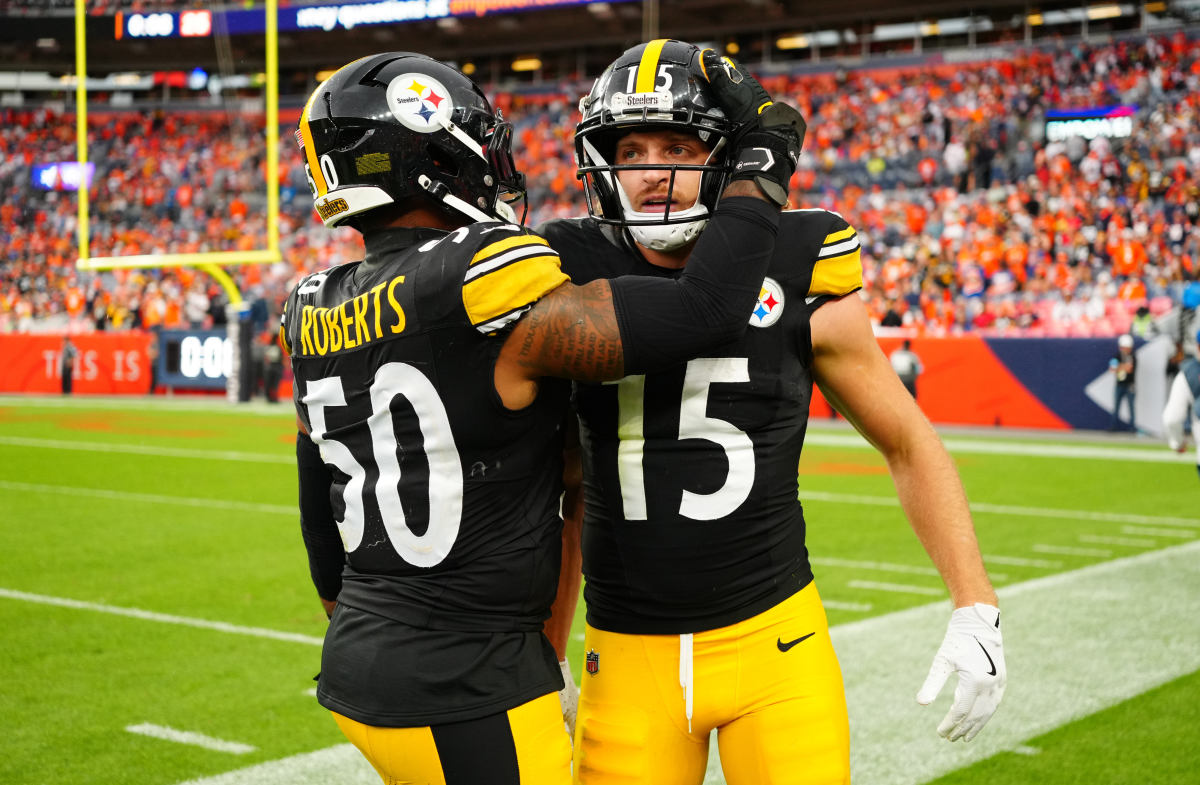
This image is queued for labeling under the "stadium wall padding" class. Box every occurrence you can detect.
[1,333,1169,433]
[0,333,152,395]
[810,335,1170,435]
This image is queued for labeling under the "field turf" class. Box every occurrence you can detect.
[0,395,1196,785]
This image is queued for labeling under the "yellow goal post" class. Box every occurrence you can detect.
[73,0,282,308]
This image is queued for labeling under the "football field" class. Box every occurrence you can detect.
[1,395,1197,785]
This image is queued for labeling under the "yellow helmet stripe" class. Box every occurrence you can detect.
[636,39,669,93]
[298,82,329,197]
[297,56,372,198]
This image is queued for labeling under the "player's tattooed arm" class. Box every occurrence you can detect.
[495,279,624,408]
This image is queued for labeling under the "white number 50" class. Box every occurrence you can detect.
[303,362,463,568]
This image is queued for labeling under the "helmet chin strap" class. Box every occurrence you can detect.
[620,192,709,251]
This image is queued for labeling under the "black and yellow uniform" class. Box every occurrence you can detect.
[283,223,573,781]
[539,209,862,785]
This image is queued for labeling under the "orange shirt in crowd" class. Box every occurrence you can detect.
[1112,240,1148,278]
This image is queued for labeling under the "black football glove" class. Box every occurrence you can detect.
[699,49,807,207]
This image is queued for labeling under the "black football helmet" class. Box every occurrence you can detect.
[297,52,525,228]
[574,39,735,250]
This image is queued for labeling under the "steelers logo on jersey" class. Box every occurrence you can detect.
[749,277,785,328]
[387,73,454,133]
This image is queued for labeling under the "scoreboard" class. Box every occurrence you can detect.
[116,0,629,39]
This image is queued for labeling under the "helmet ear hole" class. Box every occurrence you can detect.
[333,127,370,151]
[427,144,461,178]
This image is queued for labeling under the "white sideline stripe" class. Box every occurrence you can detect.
[847,580,945,597]
[822,600,874,612]
[1122,525,1196,539]
[1033,543,1112,557]
[0,481,295,516]
[801,490,1200,528]
[1012,745,1042,756]
[832,539,1200,785]
[0,588,325,647]
[170,540,1200,785]
[0,436,291,464]
[1078,534,1156,548]
[126,724,256,755]
[984,554,1063,568]
[805,432,1194,463]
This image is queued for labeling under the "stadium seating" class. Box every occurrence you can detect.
[2,33,1197,336]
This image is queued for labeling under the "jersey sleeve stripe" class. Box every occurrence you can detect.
[465,244,561,283]
[818,235,860,258]
[471,234,552,266]
[462,255,568,329]
[474,304,534,334]
[822,226,857,245]
[810,249,863,296]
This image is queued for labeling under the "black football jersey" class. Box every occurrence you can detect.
[539,210,863,635]
[282,223,571,725]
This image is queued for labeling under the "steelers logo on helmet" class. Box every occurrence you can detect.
[749,277,785,328]
[387,73,455,133]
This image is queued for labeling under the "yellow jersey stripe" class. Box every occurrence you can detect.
[823,226,857,245]
[471,234,551,265]
[810,249,863,296]
[462,255,568,327]
[636,39,668,93]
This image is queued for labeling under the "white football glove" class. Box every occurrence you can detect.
[916,603,1006,742]
[558,658,579,739]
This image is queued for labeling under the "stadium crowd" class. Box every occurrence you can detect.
[2,32,1199,338]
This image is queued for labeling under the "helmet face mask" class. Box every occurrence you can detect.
[297,53,526,229]
[575,39,733,251]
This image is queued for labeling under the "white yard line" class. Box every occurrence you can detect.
[0,436,291,464]
[0,395,287,416]
[126,724,256,755]
[1121,525,1196,539]
[163,540,1200,785]
[821,600,874,612]
[1078,534,1156,548]
[0,481,295,516]
[805,431,1193,463]
[815,559,1010,584]
[1032,544,1113,557]
[0,588,324,647]
[848,580,945,597]
[801,490,1200,528]
[984,555,1063,568]
[172,746,369,785]
[813,557,939,576]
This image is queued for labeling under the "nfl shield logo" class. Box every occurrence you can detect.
[585,649,599,675]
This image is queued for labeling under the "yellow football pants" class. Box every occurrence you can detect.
[574,582,849,785]
[333,691,571,785]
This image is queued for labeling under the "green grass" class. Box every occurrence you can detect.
[1,397,1196,785]
[926,670,1200,785]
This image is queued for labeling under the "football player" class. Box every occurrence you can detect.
[539,40,1006,784]
[282,52,803,785]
